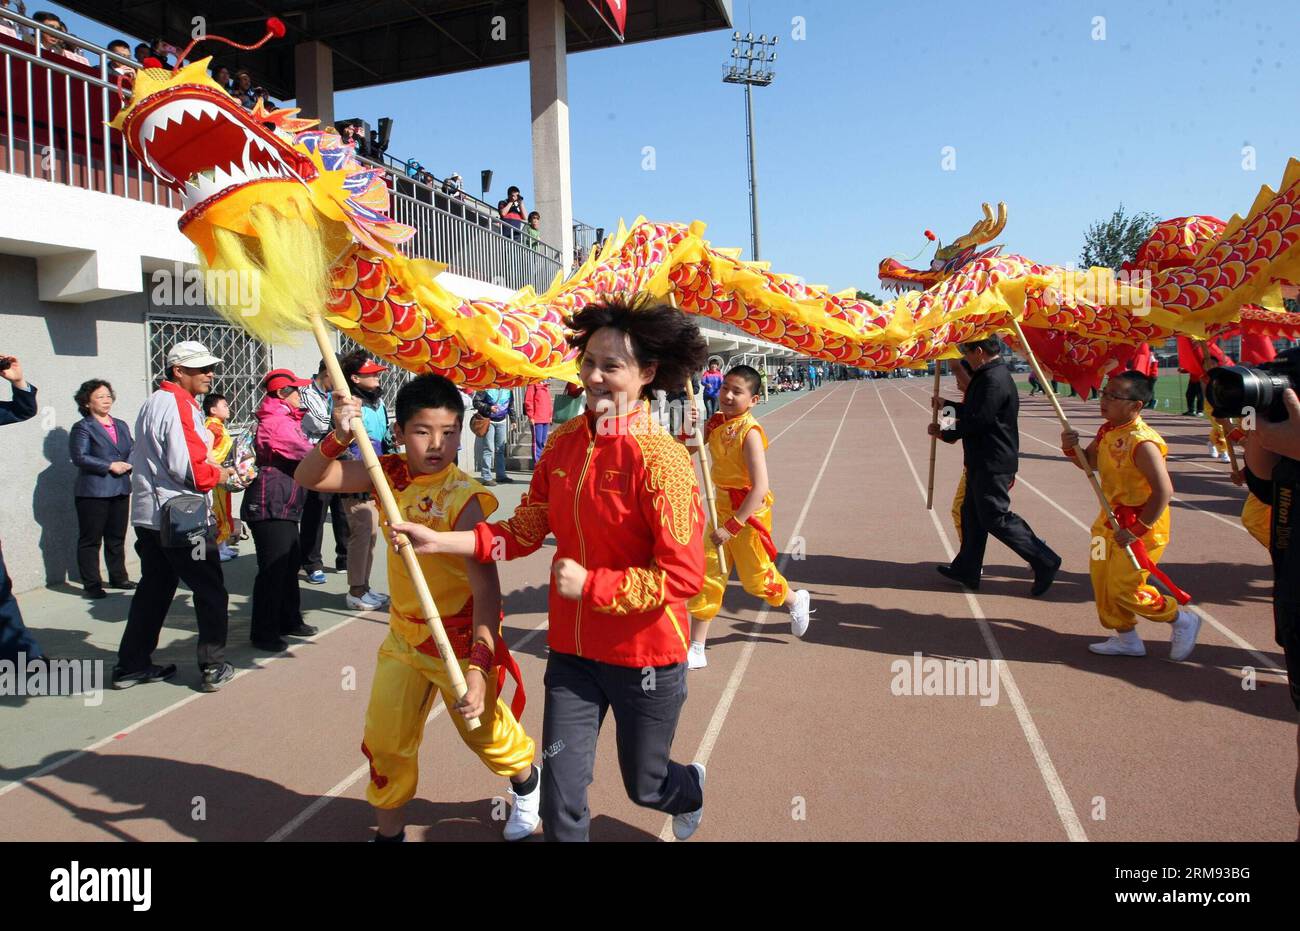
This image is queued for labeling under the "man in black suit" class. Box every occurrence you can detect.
[0,354,46,663]
[928,337,1060,596]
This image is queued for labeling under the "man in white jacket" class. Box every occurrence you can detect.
[114,342,237,692]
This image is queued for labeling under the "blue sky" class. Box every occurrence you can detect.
[52,0,1299,293]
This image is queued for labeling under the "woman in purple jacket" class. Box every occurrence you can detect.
[241,369,318,650]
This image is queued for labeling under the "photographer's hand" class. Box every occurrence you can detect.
[0,356,27,389]
[1256,389,1300,461]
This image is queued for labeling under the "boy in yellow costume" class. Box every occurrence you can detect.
[1061,371,1200,659]
[686,365,811,670]
[202,393,239,560]
[295,374,540,842]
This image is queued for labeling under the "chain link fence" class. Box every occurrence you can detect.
[145,313,272,433]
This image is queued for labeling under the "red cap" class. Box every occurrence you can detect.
[355,360,388,375]
[264,368,311,392]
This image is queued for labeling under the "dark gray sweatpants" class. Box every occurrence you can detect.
[539,650,703,841]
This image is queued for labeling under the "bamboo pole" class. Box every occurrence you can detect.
[926,363,942,510]
[309,316,480,730]
[1008,319,1142,571]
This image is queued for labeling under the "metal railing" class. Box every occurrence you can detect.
[0,11,181,208]
[0,13,564,293]
[371,162,562,292]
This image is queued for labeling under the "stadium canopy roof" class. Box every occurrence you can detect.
[59,0,734,97]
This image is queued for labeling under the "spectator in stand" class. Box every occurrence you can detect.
[700,360,724,418]
[133,42,151,66]
[523,380,553,464]
[339,350,392,612]
[241,369,319,651]
[500,187,526,241]
[0,1,29,42]
[472,388,512,485]
[149,37,175,69]
[209,62,233,93]
[338,122,364,151]
[69,379,134,599]
[33,11,88,64]
[114,341,235,692]
[442,172,465,200]
[106,39,134,76]
[233,69,260,109]
[298,358,350,583]
[0,353,46,666]
[525,211,541,248]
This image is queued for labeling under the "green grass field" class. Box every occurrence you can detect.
[1012,367,1198,414]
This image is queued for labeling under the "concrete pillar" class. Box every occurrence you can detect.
[294,41,334,127]
[528,0,574,269]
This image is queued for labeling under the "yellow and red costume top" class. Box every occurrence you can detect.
[703,409,777,560]
[1092,416,1190,604]
[472,402,705,668]
[377,454,525,716]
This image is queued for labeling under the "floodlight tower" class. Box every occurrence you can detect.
[723,31,777,261]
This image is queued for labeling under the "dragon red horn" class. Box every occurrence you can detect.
[171,17,287,72]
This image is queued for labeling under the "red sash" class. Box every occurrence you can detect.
[724,487,778,560]
[1110,504,1192,605]
[407,605,527,719]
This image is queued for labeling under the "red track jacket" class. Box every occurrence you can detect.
[473,403,704,667]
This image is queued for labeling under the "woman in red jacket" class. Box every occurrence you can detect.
[391,296,710,841]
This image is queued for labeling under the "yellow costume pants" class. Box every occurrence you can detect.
[361,629,535,810]
[212,486,233,545]
[688,496,789,622]
[1089,530,1179,631]
[1242,495,1271,549]
[952,470,967,544]
[1206,402,1228,454]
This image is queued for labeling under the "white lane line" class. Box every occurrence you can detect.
[266,619,551,842]
[896,385,1286,677]
[882,383,1087,840]
[658,384,860,842]
[0,607,378,799]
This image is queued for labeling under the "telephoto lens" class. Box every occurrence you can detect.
[1206,347,1300,422]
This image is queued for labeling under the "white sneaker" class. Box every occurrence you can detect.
[1207,444,1219,459]
[503,765,542,841]
[1169,607,1202,662]
[672,762,706,841]
[218,544,239,562]
[1088,632,1146,656]
[345,590,386,611]
[687,642,707,670]
[1220,450,1232,462]
[367,590,390,606]
[789,589,813,638]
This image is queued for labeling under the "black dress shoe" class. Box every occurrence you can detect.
[82,585,108,600]
[107,580,137,590]
[1031,556,1062,597]
[251,637,289,652]
[936,564,980,591]
[112,663,177,689]
[285,623,318,638]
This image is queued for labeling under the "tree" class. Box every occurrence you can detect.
[856,289,885,304]
[1079,204,1159,271]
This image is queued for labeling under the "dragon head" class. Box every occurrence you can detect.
[879,201,1007,293]
[109,37,411,263]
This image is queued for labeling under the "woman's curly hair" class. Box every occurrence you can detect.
[74,379,114,417]
[566,295,709,398]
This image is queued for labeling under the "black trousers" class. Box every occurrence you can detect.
[1275,601,1300,713]
[951,469,1058,579]
[117,527,228,673]
[299,489,349,572]
[1185,380,1204,413]
[539,650,703,842]
[249,519,304,642]
[74,494,130,588]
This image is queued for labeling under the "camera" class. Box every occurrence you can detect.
[1206,346,1300,422]
[0,356,12,373]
